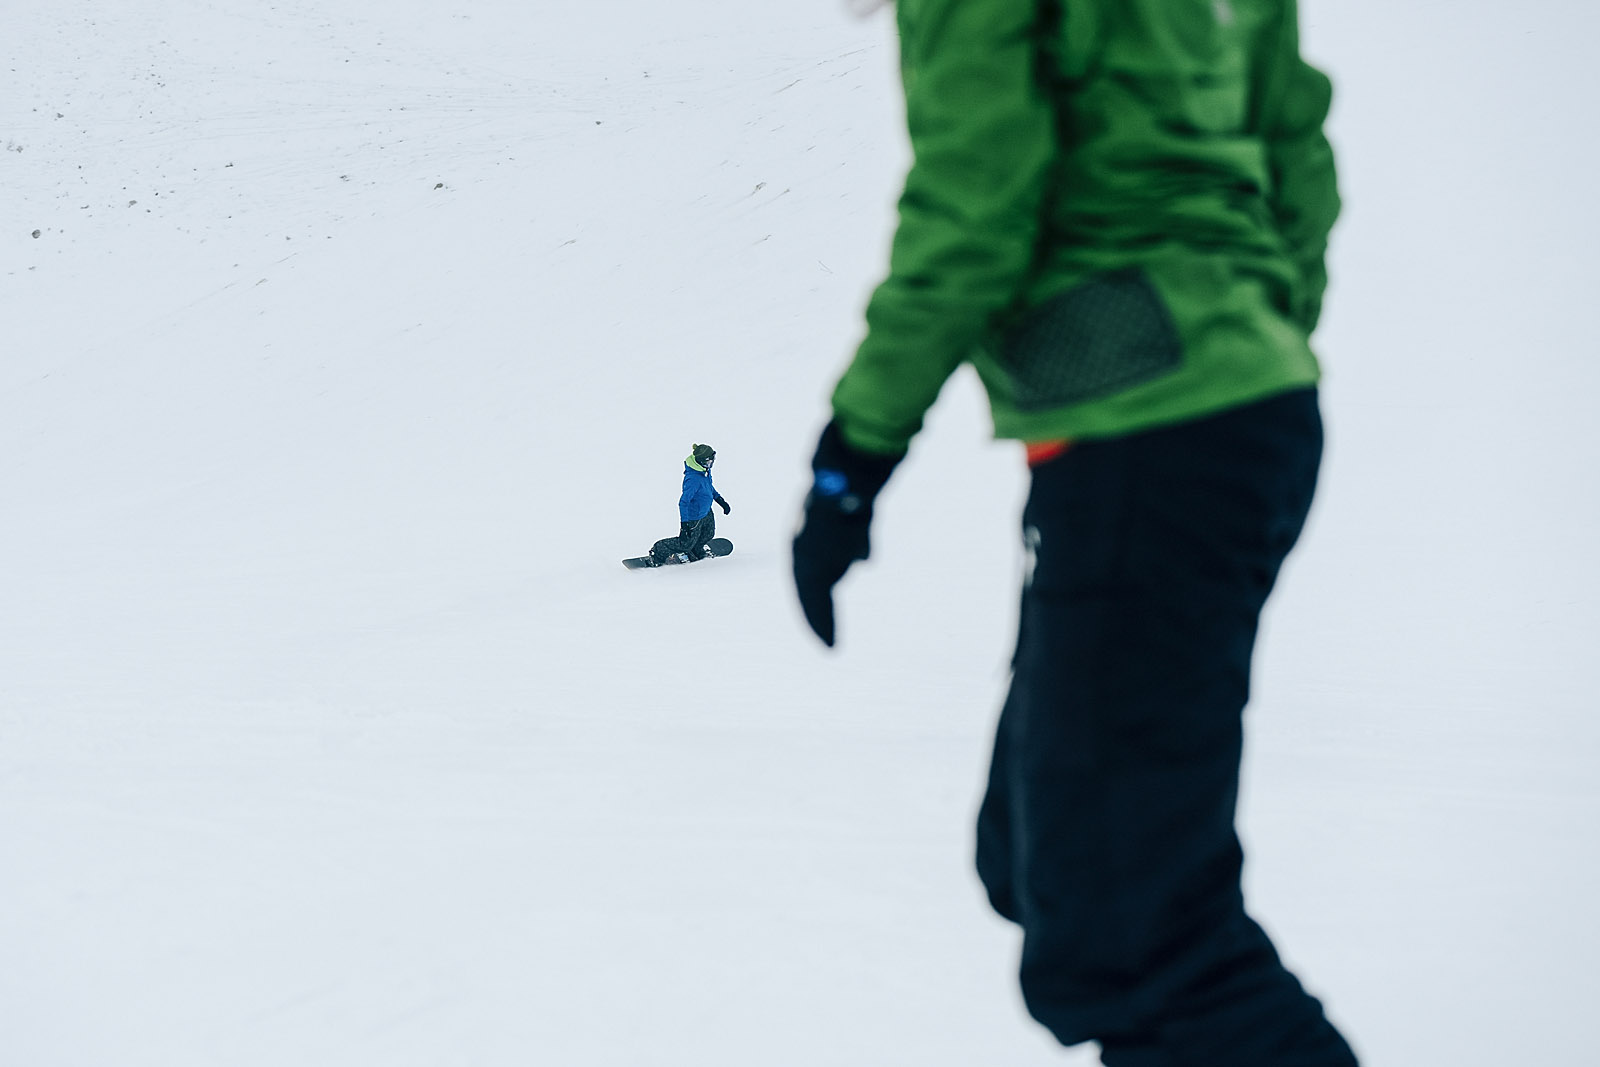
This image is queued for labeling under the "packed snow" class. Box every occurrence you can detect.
[4,2,1596,1064]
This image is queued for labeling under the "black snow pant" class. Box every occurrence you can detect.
[650,511,716,565]
[976,389,1358,1066]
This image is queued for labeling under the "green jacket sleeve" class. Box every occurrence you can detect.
[1258,1,1340,334]
[830,0,1057,455]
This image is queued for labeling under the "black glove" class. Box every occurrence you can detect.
[715,493,731,515]
[792,421,903,647]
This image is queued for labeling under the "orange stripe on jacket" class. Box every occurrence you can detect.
[1025,440,1072,467]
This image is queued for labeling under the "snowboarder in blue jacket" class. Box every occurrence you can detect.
[646,444,731,566]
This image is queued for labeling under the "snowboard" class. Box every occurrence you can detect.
[623,537,733,570]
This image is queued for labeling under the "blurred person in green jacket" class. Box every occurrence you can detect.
[792,1,1358,1063]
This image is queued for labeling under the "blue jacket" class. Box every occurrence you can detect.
[679,463,718,522]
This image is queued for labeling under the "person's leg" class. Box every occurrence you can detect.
[650,520,695,565]
[976,686,1022,923]
[687,512,716,560]
[988,389,1356,1066]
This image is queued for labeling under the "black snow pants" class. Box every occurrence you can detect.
[650,511,716,565]
[976,389,1358,1066]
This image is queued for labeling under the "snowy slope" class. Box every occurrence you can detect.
[3,2,1596,1065]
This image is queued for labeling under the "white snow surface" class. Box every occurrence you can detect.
[3,2,1596,1064]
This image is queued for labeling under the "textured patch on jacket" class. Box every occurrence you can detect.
[1000,270,1182,409]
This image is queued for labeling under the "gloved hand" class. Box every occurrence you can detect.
[792,421,903,647]
[715,494,732,516]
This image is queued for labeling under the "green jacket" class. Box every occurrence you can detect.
[831,0,1339,454]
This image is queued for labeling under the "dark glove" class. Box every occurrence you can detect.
[715,493,731,516]
[792,421,903,647]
